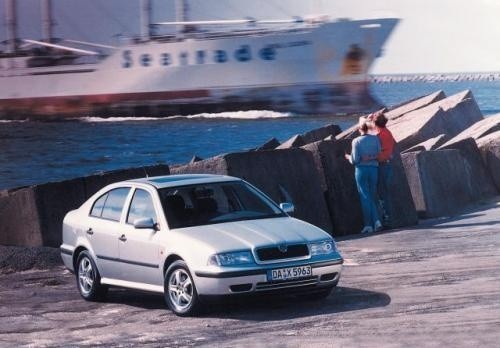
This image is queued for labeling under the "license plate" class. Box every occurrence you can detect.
[268,265,312,281]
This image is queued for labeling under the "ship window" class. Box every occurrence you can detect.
[259,46,276,61]
[196,50,206,64]
[122,50,133,68]
[161,53,171,66]
[214,50,228,63]
[141,54,152,67]
[179,52,188,66]
[235,45,252,62]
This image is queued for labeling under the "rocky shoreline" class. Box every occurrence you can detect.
[0,245,61,274]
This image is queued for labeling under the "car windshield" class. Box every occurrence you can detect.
[159,181,286,229]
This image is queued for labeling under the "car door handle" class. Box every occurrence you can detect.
[118,234,127,242]
[86,228,94,235]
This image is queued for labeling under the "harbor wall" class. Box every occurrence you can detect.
[0,165,170,247]
[1,90,499,247]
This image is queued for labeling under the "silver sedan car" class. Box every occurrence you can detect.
[60,174,343,316]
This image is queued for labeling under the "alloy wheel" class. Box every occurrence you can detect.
[78,256,94,295]
[168,269,193,312]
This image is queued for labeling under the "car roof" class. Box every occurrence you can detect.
[128,174,241,189]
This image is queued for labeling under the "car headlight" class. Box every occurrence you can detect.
[208,251,254,266]
[310,240,336,256]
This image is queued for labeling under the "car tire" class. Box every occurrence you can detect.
[164,260,201,316]
[76,251,108,301]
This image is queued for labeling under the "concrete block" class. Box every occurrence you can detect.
[302,140,363,235]
[276,135,305,149]
[170,155,229,175]
[389,153,419,228]
[0,177,87,247]
[189,156,203,163]
[0,164,170,247]
[403,134,449,153]
[401,150,475,218]
[301,124,342,144]
[476,130,500,191]
[335,108,387,141]
[441,113,500,146]
[389,90,483,151]
[336,91,445,142]
[439,138,498,199]
[256,137,280,151]
[0,188,42,246]
[33,178,87,247]
[171,149,333,233]
[142,164,171,178]
[302,140,417,235]
[386,90,446,120]
[84,167,152,198]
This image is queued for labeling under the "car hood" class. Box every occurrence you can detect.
[173,217,331,252]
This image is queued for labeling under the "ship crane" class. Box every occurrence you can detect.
[21,39,100,56]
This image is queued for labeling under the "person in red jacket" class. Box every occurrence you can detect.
[369,112,396,227]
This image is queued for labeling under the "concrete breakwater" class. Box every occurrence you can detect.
[0,89,499,247]
[371,72,500,83]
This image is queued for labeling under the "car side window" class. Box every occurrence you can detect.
[100,188,130,222]
[90,193,108,218]
[127,189,157,225]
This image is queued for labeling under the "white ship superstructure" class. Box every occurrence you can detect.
[0,0,398,119]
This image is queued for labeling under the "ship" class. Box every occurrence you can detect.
[0,0,398,119]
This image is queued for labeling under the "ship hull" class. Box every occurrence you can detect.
[0,81,380,119]
[0,18,398,119]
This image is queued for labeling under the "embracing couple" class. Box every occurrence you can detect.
[345,112,396,234]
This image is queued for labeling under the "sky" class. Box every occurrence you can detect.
[1,0,499,74]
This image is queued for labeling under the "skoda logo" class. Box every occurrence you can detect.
[278,244,288,253]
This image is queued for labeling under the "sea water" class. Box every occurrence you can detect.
[1,80,499,190]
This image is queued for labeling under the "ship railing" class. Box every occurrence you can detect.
[150,26,315,42]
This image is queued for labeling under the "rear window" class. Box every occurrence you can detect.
[90,193,107,217]
[90,188,130,222]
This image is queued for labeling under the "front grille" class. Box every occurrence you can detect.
[256,244,309,261]
[255,276,318,291]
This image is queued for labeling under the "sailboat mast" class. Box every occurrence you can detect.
[175,0,189,35]
[5,0,18,53]
[140,0,152,40]
[41,0,54,43]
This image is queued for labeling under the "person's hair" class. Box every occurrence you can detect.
[374,113,388,128]
[359,121,369,133]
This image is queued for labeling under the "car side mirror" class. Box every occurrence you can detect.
[133,217,157,230]
[280,202,295,214]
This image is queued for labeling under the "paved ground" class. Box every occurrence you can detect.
[1,199,499,347]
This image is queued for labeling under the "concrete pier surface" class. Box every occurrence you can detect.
[1,198,499,347]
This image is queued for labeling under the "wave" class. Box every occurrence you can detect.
[76,110,292,122]
[172,110,292,119]
[0,119,28,123]
[78,116,161,122]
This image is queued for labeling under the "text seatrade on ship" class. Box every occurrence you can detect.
[121,41,311,68]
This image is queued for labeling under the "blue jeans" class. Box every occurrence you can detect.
[378,162,393,222]
[355,165,380,227]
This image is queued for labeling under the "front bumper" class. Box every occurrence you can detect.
[193,258,343,296]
